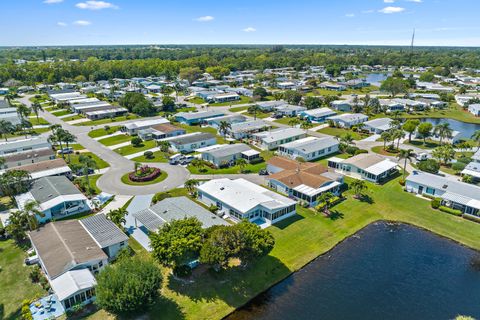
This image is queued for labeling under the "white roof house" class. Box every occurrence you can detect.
[50,269,97,302]
[197,178,297,226]
[252,127,306,150]
[123,117,169,134]
[468,104,480,116]
[328,154,398,183]
[278,136,339,161]
[363,118,393,133]
[326,113,368,128]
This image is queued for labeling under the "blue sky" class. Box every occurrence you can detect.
[1,0,479,46]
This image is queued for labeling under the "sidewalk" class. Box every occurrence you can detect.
[98,195,132,215]
[108,141,131,150]
[123,194,154,251]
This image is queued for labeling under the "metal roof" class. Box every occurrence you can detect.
[80,214,128,248]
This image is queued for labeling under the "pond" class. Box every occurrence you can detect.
[421,118,480,140]
[227,222,480,320]
[365,73,389,86]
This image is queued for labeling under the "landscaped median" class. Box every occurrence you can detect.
[120,165,168,186]
[84,176,480,320]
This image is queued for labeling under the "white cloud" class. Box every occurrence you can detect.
[73,20,92,26]
[384,0,395,3]
[243,27,256,32]
[195,15,214,22]
[57,22,68,27]
[379,6,405,14]
[345,13,355,18]
[44,0,63,3]
[75,1,118,10]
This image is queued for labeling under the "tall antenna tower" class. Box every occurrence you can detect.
[410,28,415,53]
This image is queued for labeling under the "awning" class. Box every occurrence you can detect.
[441,192,472,206]
[132,208,165,232]
[50,269,96,301]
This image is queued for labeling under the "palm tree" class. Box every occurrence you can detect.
[300,120,313,132]
[397,149,414,180]
[31,102,44,122]
[62,131,76,163]
[23,200,43,230]
[350,179,367,199]
[248,105,261,120]
[0,156,5,169]
[288,117,301,127]
[107,208,127,229]
[50,128,67,158]
[315,192,335,215]
[433,123,453,145]
[472,130,480,152]
[235,158,248,173]
[392,129,406,150]
[340,133,355,148]
[157,140,170,153]
[134,161,141,173]
[4,92,16,106]
[0,120,15,141]
[16,104,31,135]
[380,130,392,150]
[184,179,200,196]
[218,121,232,141]
[79,155,98,195]
[191,158,204,172]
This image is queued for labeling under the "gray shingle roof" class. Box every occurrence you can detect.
[80,214,128,248]
[133,196,228,232]
[30,176,83,204]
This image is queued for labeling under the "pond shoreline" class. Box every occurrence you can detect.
[223,219,480,319]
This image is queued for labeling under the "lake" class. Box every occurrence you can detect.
[365,73,389,86]
[227,222,480,320]
[421,118,480,139]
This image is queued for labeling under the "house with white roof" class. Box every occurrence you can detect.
[461,149,480,180]
[405,170,480,217]
[122,117,169,135]
[200,143,259,167]
[175,110,225,125]
[327,113,368,128]
[0,137,51,156]
[300,107,337,122]
[278,137,339,161]
[15,176,90,223]
[468,104,480,116]
[363,118,394,134]
[252,127,306,150]
[327,154,398,183]
[163,132,216,153]
[197,178,297,226]
[274,104,307,117]
[229,120,269,139]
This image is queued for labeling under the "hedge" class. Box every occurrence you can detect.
[439,206,463,216]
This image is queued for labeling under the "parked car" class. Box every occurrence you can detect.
[259,169,269,176]
[180,155,195,165]
[169,153,184,165]
[57,147,74,155]
[416,152,429,161]
[25,254,39,265]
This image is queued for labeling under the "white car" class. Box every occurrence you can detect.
[416,152,429,161]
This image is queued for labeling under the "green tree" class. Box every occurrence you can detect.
[31,102,43,122]
[131,136,143,147]
[380,77,409,97]
[179,66,202,84]
[283,90,302,105]
[402,119,420,142]
[433,123,453,145]
[418,158,440,174]
[350,179,367,199]
[432,144,455,165]
[315,192,335,215]
[161,95,176,112]
[300,120,313,132]
[397,149,414,180]
[248,105,261,120]
[95,257,162,314]
[184,179,199,196]
[419,72,435,82]
[303,96,322,109]
[253,87,268,100]
[288,117,301,127]
[205,66,230,80]
[78,155,97,195]
[150,217,204,268]
[472,130,480,152]
[417,122,433,145]
[235,158,247,172]
[0,120,15,141]
[107,208,127,229]
[218,120,232,140]
[0,169,32,200]
[62,130,76,163]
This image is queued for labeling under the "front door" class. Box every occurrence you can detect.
[418,186,424,194]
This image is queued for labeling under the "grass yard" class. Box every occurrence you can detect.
[76,114,140,126]
[63,115,84,122]
[230,106,248,113]
[317,126,370,140]
[98,134,132,147]
[67,152,110,169]
[401,103,480,124]
[188,160,267,174]
[371,145,400,156]
[88,126,121,138]
[86,176,480,320]
[0,240,47,319]
[28,117,50,126]
[51,110,72,117]
[131,151,170,163]
[209,96,253,107]
[405,139,442,150]
[246,111,271,119]
[176,123,229,144]
[273,117,298,125]
[114,140,156,156]
[120,170,168,185]
[70,143,86,151]
[314,151,351,166]
[188,97,205,104]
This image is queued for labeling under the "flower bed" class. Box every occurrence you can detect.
[128,167,161,182]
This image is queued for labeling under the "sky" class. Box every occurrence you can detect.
[1,0,480,47]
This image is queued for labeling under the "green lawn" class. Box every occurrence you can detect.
[0,240,46,319]
[114,140,156,156]
[273,117,298,125]
[87,176,480,320]
[28,117,50,126]
[75,114,140,126]
[63,115,84,122]
[188,97,205,104]
[120,170,168,185]
[405,139,442,150]
[230,106,248,113]
[98,134,132,147]
[401,103,480,124]
[131,151,170,163]
[188,160,267,174]
[88,126,121,138]
[317,127,370,140]
[88,174,103,195]
[246,111,271,119]
[70,143,86,151]
[314,151,351,166]
[51,110,72,117]
[67,152,110,169]
[176,123,229,144]
[371,145,400,156]
[209,96,253,107]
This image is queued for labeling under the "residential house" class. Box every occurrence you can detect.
[211,93,241,103]
[197,178,297,226]
[15,176,90,223]
[327,113,368,128]
[132,196,228,234]
[327,154,398,183]
[163,132,216,153]
[266,156,344,206]
[0,137,51,156]
[379,99,406,113]
[138,123,186,141]
[3,148,55,169]
[175,110,225,125]
[85,107,128,120]
[274,104,307,117]
[122,118,170,135]
[277,137,339,161]
[300,107,337,122]
[256,100,287,112]
[461,149,480,180]
[252,128,306,150]
[200,143,259,166]
[363,118,394,134]
[468,104,480,116]
[405,170,480,217]
[229,120,269,140]
[206,114,246,129]
[7,158,72,180]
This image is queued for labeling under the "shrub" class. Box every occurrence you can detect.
[439,206,462,216]
[398,179,405,186]
[418,159,440,174]
[173,264,192,278]
[345,146,359,155]
[355,149,368,155]
[114,246,135,263]
[152,192,172,204]
[431,198,441,209]
[249,157,265,165]
[29,265,42,283]
[209,204,218,213]
[129,167,161,182]
[131,137,142,147]
[451,162,466,172]
[39,276,50,290]
[144,151,154,159]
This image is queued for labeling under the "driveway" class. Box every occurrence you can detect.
[124,194,154,251]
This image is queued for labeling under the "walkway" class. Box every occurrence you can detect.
[124,194,154,251]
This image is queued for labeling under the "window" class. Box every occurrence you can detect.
[216,201,222,210]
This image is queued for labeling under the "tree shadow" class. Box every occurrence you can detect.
[273,214,304,230]
[358,194,375,204]
[1,305,22,320]
[167,255,290,309]
[328,210,344,221]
